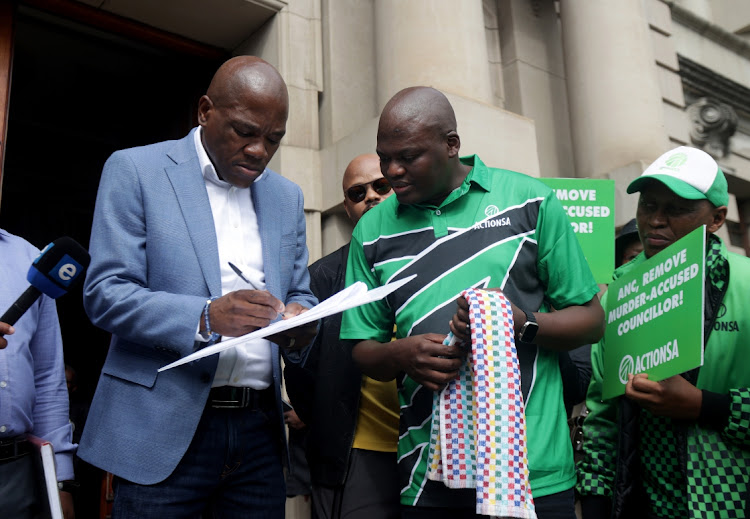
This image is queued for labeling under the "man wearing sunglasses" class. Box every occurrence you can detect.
[285,154,400,519]
[343,162,393,220]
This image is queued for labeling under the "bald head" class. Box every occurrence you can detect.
[375,86,466,206]
[206,56,288,110]
[343,154,392,225]
[198,56,289,189]
[379,87,457,139]
[343,154,381,190]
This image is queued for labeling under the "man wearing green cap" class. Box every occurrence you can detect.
[577,146,750,518]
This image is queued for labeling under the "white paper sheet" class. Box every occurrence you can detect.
[158,274,417,372]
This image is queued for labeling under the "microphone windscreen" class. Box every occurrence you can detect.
[27,237,91,299]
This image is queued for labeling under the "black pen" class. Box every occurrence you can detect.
[228,262,253,285]
[229,262,289,318]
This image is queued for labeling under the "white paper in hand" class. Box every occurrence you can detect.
[158,274,416,372]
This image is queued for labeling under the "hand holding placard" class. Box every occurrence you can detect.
[601,226,706,399]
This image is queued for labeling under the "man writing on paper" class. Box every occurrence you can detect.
[340,87,604,518]
[79,56,317,517]
[577,146,750,518]
[0,230,76,518]
[285,153,400,519]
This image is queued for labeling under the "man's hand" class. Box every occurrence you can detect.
[0,322,14,349]
[451,288,604,351]
[269,302,317,350]
[284,409,306,430]
[625,373,702,420]
[393,334,466,392]
[449,295,471,344]
[203,290,285,338]
[60,490,75,519]
[449,289,522,343]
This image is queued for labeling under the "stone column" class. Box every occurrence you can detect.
[374,0,493,108]
[561,0,668,179]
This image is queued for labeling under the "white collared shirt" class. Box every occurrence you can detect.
[194,127,272,389]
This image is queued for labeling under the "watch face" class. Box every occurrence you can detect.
[520,321,539,343]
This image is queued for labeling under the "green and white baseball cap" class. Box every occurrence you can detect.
[627,146,728,207]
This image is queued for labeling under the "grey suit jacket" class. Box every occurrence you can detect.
[79,129,316,484]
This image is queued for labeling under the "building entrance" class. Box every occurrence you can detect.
[1,3,223,399]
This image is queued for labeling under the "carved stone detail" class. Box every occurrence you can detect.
[687,97,738,158]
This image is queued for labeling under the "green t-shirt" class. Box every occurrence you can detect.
[341,155,600,507]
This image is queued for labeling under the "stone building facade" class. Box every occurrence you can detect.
[234,0,750,260]
[2,1,750,516]
[3,0,749,259]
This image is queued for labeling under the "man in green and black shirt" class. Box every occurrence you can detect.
[340,86,604,519]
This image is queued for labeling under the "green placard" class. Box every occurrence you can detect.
[601,226,706,400]
[540,178,615,283]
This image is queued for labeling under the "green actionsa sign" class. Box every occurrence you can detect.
[540,178,615,284]
[601,226,706,400]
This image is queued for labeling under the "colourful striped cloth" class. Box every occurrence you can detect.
[426,288,536,518]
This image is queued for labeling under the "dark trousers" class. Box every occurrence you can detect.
[113,404,285,519]
[0,451,48,519]
[312,448,400,519]
[401,488,577,519]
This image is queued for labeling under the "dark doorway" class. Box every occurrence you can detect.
[0,5,224,399]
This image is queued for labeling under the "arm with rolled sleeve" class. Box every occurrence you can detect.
[30,294,75,481]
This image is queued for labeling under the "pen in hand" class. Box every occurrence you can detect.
[229,262,254,286]
[229,262,292,319]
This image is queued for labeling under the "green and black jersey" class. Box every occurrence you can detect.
[578,237,750,518]
[341,155,600,508]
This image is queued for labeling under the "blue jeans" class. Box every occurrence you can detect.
[400,488,577,519]
[113,404,285,518]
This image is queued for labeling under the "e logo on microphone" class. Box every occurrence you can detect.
[51,255,84,286]
[1,237,90,332]
[58,263,77,281]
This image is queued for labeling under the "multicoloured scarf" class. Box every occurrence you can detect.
[426,288,536,518]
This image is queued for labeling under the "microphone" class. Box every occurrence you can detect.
[0,237,91,333]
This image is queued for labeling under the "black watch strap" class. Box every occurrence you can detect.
[58,480,80,494]
[518,309,539,344]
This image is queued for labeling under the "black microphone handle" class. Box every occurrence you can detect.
[0,286,42,334]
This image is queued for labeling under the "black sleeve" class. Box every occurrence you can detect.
[698,389,731,430]
[560,344,593,413]
[284,250,346,425]
[580,495,612,519]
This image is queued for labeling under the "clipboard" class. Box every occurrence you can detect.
[27,435,63,519]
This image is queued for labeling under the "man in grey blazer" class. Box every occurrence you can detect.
[79,56,317,518]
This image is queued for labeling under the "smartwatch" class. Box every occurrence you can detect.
[518,309,539,344]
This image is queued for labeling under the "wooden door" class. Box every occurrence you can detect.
[0,0,14,193]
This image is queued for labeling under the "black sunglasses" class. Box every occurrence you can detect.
[345,177,392,203]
